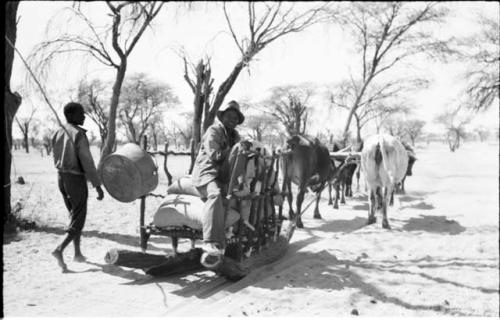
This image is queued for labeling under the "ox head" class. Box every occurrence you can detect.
[401,142,417,177]
[406,153,417,176]
[286,135,313,150]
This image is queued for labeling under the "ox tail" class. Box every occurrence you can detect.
[378,138,395,185]
[375,143,383,167]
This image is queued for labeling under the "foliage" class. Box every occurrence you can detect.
[118,73,179,144]
[240,101,282,146]
[404,119,426,146]
[325,2,449,142]
[461,15,499,112]
[76,78,110,149]
[434,107,472,152]
[14,106,37,153]
[182,2,329,169]
[473,125,491,142]
[264,84,315,136]
[382,117,425,146]
[27,2,164,160]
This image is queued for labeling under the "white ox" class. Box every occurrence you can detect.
[361,134,408,229]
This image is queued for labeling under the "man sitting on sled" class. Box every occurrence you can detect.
[191,100,250,268]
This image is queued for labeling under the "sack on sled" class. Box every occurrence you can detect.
[152,194,240,230]
[166,176,202,197]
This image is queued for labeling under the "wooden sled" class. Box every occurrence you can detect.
[105,139,289,281]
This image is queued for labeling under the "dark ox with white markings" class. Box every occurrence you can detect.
[280,135,333,228]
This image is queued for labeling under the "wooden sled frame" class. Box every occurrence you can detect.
[140,139,286,266]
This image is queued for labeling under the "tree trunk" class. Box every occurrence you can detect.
[152,131,158,151]
[23,133,30,153]
[204,61,245,132]
[101,63,127,161]
[44,143,52,155]
[4,1,22,226]
[342,78,372,145]
[354,112,362,143]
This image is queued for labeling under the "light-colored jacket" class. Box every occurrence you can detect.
[192,121,240,187]
[52,123,101,187]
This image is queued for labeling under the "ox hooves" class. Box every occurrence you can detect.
[367,217,376,225]
[333,204,339,209]
[382,221,391,229]
[313,214,322,220]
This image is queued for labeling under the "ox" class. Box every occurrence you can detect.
[328,157,358,209]
[328,141,362,208]
[361,134,408,229]
[399,142,417,193]
[389,142,417,205]
[280,135,332,228]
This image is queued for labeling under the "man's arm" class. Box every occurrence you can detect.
[76,131,104,200]
[205,127,230,163]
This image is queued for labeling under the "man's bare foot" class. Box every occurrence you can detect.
[73,254,86,262]
[52,250,68,272]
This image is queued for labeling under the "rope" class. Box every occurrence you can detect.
[4,35,79,189]
[147,193,165,198]
[4,35,74,146]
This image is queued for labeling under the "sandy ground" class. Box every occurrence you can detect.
[3,141,499,317]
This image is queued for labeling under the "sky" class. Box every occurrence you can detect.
[10,1,499,140]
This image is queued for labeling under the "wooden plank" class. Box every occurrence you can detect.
[104,249,170,268]
[144,249,204,276]
[329,152,361,160]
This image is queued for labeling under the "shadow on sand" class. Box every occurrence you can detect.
[36,225,166,250]
[401,201,435,210]
[248,250,494,315]
[351,203,369,211]
[119,236,321,298]
[312,217,367,234]
[402,215,465,235]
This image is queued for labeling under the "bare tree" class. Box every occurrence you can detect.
[404,119,426,146]
[14,106,37,153]
[326,2,449,144]
[76,78,109,150]
[330,79,413,142]
[172,112,194,150]
[182,3,328,157]
[118,73,178,144]
[473,125,491,142]
[40,116,58,156]
[383,117,407,140]
[264,84,315,136]
[28,2,164,160]
[460,15,499,111]
[435,107,471,152]
[244,112,280,143]
[147,117,166,151]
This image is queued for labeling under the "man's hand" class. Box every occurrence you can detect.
[96,185,104,200]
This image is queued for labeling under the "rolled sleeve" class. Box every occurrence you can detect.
[76,131,101,187]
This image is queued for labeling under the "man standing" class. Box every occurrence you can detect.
[51,102,104,272]
[191,100,246,268]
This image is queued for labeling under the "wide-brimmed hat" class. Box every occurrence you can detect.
[216,100,245,124]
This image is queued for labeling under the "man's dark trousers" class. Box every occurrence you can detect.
[58,172,88,235]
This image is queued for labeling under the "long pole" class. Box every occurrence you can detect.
[140,135,148,252]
